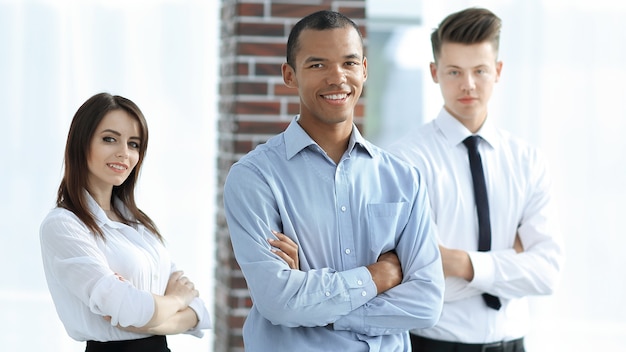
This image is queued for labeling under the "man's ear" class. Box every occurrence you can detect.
[282,63,297,88]
[495,61,503,83]
[363,56,368,81]
[429,62,439,83]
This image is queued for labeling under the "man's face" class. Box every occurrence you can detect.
[282,26,367,127]
[430,41,502,132]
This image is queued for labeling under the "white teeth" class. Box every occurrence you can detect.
[108,164,126,170]
[323,94,347,100]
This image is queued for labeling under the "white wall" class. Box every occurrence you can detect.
[0,1,218,351]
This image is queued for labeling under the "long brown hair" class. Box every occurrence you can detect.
[57,92,162,241]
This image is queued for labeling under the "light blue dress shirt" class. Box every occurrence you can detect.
[223,117,444,352]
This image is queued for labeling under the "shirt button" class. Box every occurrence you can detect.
[357,280,363,286]
[341,206,347,212]
[361,291,367,297]
[325,291,331,297]
[345,248,351,254]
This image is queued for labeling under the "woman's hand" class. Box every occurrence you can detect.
[268,231,299,270]
[165,271,199,308]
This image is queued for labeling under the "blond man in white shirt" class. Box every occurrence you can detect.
[389,8,564,352]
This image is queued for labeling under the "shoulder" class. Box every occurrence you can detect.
[40,207,91,240]
[497,129,546,163]
[367,142,427,186]
[233,133,285,169]
[386,121,442,170]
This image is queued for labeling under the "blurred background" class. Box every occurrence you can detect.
[1,0,625,351]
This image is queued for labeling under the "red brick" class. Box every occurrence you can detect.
[238,42,285,57]
[255,63,282,76]
[237,63,249,75]
[238,22,285,37]
[236,3,264,17]
[236,120,289,134]
[337,6,366,19]
[234,101,281,115]
[271,4,330,18]
[230,275,249,289]
[236,81,268,95]
[233,140,252,154]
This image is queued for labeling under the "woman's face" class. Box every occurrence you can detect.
[86,109,141,195]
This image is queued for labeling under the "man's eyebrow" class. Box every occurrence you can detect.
[344,53,361,60]
[303,54,362,64]
[304,56,325,63]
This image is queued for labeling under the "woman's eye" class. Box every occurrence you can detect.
[103,136,115,143]
[129,141,140,149]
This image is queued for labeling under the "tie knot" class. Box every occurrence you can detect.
[463,135,480,152]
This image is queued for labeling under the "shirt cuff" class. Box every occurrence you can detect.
[467,251,495,291]
[338,266,377,311]
[186,297,212,338]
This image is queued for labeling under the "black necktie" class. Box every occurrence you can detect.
[463,136,502,310]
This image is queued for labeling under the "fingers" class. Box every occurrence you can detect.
[513,233,524,253]
[169,270,184,282]
[377,250,400,265]
[269,230,300,270]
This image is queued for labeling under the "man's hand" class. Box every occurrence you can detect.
[367,251,403,295]
[439,245,474,280]
[440,233,524,280]
[514,233,524,253]
[269,231,300,270]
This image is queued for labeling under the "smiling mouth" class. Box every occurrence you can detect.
[322,93,349,101]
[107,163,127,171]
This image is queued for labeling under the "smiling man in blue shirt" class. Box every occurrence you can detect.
[223,10,444,352]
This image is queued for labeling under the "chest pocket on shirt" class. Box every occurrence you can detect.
[367,202,409,254]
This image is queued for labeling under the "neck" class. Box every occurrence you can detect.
[297,118,352,163]
[87,188,113,212]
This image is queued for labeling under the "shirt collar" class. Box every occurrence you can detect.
[433,108,499,150]
[84,191,128,229]
[284,115,374,160]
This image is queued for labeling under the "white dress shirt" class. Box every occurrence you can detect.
[40,193,211,342]
[389,108,565,343]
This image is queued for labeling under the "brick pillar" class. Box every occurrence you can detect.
[215,1,366,351]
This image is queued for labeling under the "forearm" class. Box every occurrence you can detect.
[143,307,199,335]
[333,259,444,335]
[142,294,187,328]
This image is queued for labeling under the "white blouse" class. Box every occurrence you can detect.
[40,193,211,342]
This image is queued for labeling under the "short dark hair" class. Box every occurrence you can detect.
[431,7,502,62]
[286,10,363,69]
